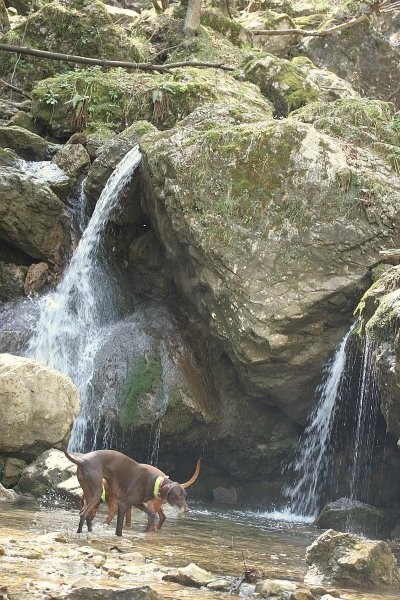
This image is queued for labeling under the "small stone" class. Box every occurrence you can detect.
[292,591,314,600]
[92,554,107,568]
[256,578,297,596]
[310,586,328,596]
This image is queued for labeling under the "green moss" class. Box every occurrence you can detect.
[0,0,145,89]
[31,66,270,138]
[122,354,163,426]
[243,54,319,116]
[292,98,400,153]
[200,10,243,46]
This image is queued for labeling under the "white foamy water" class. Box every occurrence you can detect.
[283,323,356,517]
[25,146,142,450]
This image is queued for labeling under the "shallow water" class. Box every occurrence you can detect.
[0,499,399,599]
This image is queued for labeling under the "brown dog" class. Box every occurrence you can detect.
[64,449,190,536]
[80,459,201,531]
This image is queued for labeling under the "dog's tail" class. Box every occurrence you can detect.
[63,448,83,466]
[181,458,201,489]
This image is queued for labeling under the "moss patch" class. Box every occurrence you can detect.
[122,354,163,427]
[242,54,320,116]
[31,66,271,138]
[0,0,145,89]
[292,98,400,165]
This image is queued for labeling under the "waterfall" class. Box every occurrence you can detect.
[25,145,142,451]
[348,336,380,504]
[284,323,356,517]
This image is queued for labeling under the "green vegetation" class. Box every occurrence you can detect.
[122,354,163,426]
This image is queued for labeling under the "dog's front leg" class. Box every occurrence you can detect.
[134,503,157,532]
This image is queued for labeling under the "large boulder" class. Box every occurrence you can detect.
[0,126,54,161]
[0,353,79,459]
[303,21,400,109]
[305,529,399,586]
[0,165,69,263]
[139,105,400,425]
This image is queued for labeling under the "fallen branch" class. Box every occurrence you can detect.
[249,13,370,37]
[0,43,235,72]
[0,77,32,99]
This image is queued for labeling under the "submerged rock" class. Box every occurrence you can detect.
[305,529,399,586]
[64,587,164,599]
[315,498,389,539]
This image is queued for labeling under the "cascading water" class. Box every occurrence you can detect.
[348,336,381,504]
[25,145,142,451]
[284,323,356,517]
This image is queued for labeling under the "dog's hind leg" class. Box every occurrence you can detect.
[116,502,129,536]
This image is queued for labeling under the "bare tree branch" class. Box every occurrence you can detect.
[0,43,235,72]
[0,77,32,99]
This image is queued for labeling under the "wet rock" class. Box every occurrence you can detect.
[0,262,27,301]
[305,529,399,586]
[52,143,91,182]
[207,577,233,591]
[0,147,19,167]
[64,587,164,599]
[83,121,154,216]
[256,578,297,597]
[23,262,49,297]
[0,356,79,459]
[0,482,19,500]
[163,562,215,587]
[213,486,237,504]
[292,591,314,600]
[315,498,389,538]
[0,126,52,160]
[0,165,69,263]
[36,531,68,543]
[16,448,80,498]
[2,457,27,487]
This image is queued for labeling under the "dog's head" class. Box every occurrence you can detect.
[163,481,189,514]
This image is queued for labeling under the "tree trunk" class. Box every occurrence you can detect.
[183,0,202,36]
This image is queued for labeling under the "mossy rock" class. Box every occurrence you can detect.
[167,25,245,68]
[0,0,9,33]
[0,0,146,89]
[31,66,272,138]
[291,98,400,162]
[200,9,243,46]
[237,10,301,56]
[242,53,320,116]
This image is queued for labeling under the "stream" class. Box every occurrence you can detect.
[1,499,399,599]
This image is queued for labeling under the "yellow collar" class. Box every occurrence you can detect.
[153,476,164,498]
[101,484,106,502]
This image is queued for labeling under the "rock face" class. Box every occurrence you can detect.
[0,354,79,460]
[140,102,400,425]
[305,529,399,586]
[356,265,400,440]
